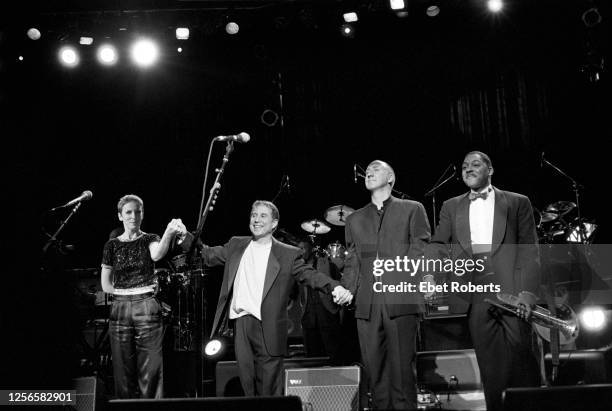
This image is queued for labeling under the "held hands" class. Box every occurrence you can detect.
[516,291,537,321]
[165,218,187,239]
[332,285,353,305]
[422,274,436,302]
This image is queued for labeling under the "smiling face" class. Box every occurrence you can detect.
[249,204,278,240]
[118,200,143,231]
[365,160,394,192]
[462,153,493,191]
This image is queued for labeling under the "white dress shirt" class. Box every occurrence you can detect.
[469,185,495,254]
[229,240,272,321]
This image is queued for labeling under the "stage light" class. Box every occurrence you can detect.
[131,38,159,68]
[343,12,358,23]
[341,24,355,38]
[580,307,606,331]
[177,47,183,53]
[18,56,24,61]
[204,338,226,358]
[79,37,94,45]
[26,28,41,40]
[582,8,602,28]
[390,0,405,10]
[97,44,118,66]
[426,5,440,17]
[226,22,239,35]
[175,27,189,40]
[58,46,79,68]
[487,0,503,13]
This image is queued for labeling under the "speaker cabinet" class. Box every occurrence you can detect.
[215,357,330,396]
[544,350,612,385]
[502,384,612,411]
[285,366,361,411]
[108,396,303,411]
[72,376,100,411]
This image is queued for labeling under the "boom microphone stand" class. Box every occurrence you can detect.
[424,164,458,234]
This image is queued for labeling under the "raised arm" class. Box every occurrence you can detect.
[150,218,186,261]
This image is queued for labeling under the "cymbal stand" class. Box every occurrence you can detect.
[542,155,587,243]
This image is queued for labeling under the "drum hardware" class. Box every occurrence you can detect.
[324,204,355,227]
[484,293,579,344]
[326,241,348,259]
[301,219,331,235]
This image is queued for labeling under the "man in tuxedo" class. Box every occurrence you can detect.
[341,160,431,410]
[201,200,352,396]
[428,151,541,411]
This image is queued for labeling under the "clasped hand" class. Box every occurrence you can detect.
[332,285,353,305]
[166,218,187,238]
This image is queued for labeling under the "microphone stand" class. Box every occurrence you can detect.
[42,202,83,254]
[424,165,457,234]
[187,140,235,397]
[542,155,585,241]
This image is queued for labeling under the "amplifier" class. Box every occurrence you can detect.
[285,366,360,411]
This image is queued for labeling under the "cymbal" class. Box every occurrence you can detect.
[546,201,576,216]
[301,219,331,235]
[324,205,355,226]
[540,212,558,223]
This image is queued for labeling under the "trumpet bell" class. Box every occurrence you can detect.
[532,303,579,345]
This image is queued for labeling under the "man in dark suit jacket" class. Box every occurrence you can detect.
[201,200,353,396]
[341,160,431,410]
[428,151,541,411]
[296,238,347,365]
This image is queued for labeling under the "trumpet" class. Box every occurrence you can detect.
[485,293,579,344]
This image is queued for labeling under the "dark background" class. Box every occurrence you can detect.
[1,0,610,389]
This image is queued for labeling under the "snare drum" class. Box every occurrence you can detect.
[326,242,347,259]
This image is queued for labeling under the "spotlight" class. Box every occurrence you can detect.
[390,0,405,10]
[175,27,189,40]
[58,46,79,68]
[426,5,440,17]
[340,24,355,38]
[18,56,24,61]
[580,307,606,331]
[487,0,503,13]
[79,36,94,45]
[226,22,239,35]
[26,28,41,40]
[131,38,159,68]
[97,44,118,66]
[177,47,183,53]
[343,12,358,23]
[204,338,226,358]
[582,8,602,28]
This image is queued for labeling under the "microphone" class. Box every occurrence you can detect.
[53,190,93,210]
[285,175,291,193]
[214,132,250,143]
[354,164,357,184]
[453,164,461,180]
[540,152,545,168]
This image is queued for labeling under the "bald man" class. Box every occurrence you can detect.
[341,160,431,410]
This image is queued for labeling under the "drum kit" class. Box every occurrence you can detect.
[534,200,597,244]
[298,204,355,259]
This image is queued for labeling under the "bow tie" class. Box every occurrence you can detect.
[469,191,489,201]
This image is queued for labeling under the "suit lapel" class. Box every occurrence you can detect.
[227,238,251,292]
[456,194,472,254]
[491,187,508,255]
[262,238,281,301]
